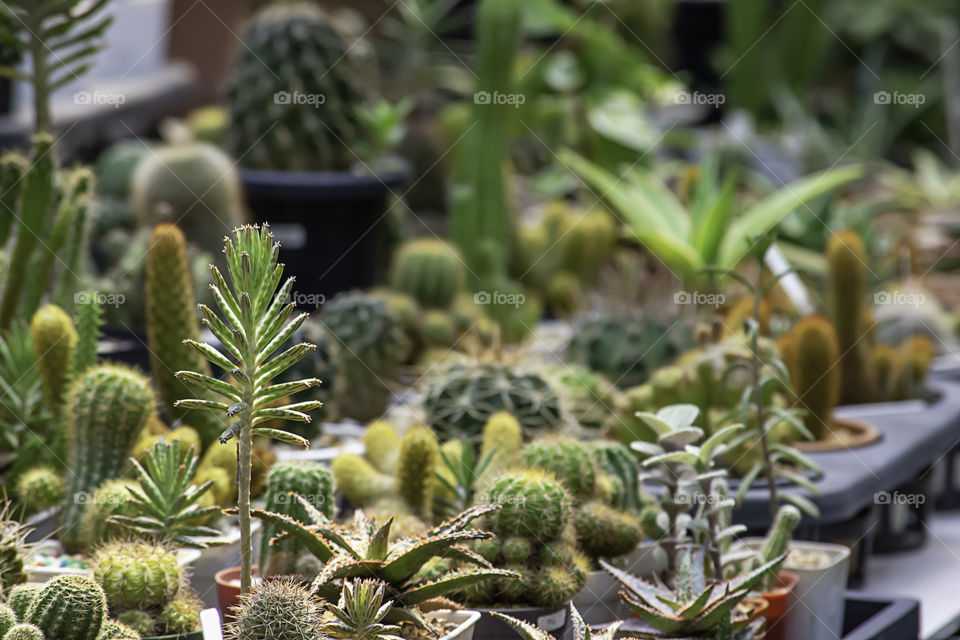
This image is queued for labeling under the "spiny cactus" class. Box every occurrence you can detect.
[827,230,876,404]
[225,2,369,172]
[390,238,466,309]
[25,574,107,640]
[29,304,76,426]
[228,576,325,640]
[13,466,63,516]
[324,579,403,640]
[519,438,597,502]
[397,425,439,517]
[753,505,800,592]
[158,592,203,636]
[2,623,43,640]
[145,223,222,448]
[790,315,840,440]
[79,479,138,548]
[545,271,582,316]
[0,603,14,638]
[363,421,401,475]
[0,505,32,595]
[332,454,395,507]
[92,541,181,611]
[573,501,642,561]
[260,460,335,576]
[549,365,618,430]
[323,292,410,423]
[480,411,523,468]
[433,439,496,521]
[96,619,142,640]
[590,440,640,511]
[424,363,562,440]
[131,143,246,257]
[115,611,153,637]
[485,469,572,542]
[7,585,39,621]
[73,290,103,375]
[419,310,458,349]
[60,365,155,553]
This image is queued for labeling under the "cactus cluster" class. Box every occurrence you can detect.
[225,2,369,172]
[390,238,467,309]
[228,576,325,640]
[60,364,156,553]
[322,291,410,423]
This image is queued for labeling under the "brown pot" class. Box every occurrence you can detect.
[215,565,258,621]
[760,571,799,640]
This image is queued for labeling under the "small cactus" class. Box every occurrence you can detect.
[227,576,325,640]
[362,421,400,475]
[25,574,107,640]
[7,585,39,621]
[13,467,63,517]
[827,231,876,404]
[96,619,142,640]
[92,541,181,611]
[158,592,203,636]
[480,411,523,467]
[396,425,439,517]
[754,504,800,591]
[790,315,840,440]
[30,304,76,424]
[485,469,571,542]
[574,501,643,560]
[0,604,15,638]
[332,454,395,507]
[79,479,137,547]
[390,238,466,309]
[2,623,43,640]
[532,565,579,609]
[519,438,597,502]
[115,611,154,637]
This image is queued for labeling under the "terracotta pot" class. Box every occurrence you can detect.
[761,571,799,640]
[215,565,258,621]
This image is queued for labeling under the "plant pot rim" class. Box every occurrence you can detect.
[239,162,411,198]
[734,538,852,572]
[795,417,881,452]
[432,609,481,640]
[214,564,259,587]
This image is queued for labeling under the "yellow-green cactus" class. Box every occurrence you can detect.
[827,231,876,404]
[362,420,401,474]
[30,304,76,424]
[790,315,840,440]
[396,425,439,517]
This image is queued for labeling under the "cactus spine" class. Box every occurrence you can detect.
[390,238,466,309]
[827,231,876,404]
[396,425,439,517]
[260,461,335,575]
[0,604,14,638]
[92,541,181,612]
[3,624,43,640]
[790,315,840,440]
[61,365,155,553]
[30,304,77,425]
[145,223,221,447]
[25,574,107,640]
[228,577,325,640]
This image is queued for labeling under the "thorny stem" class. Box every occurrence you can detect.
[752,264,778,521]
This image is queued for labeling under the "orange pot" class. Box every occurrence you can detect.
[761,571,799,640]
[215,565,258,622]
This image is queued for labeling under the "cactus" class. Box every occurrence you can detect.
[559,208,617,284]
[531,566,579,609]
[753,505,800,592]
[96,141,149,203]
[590,440,640,511]
[486,469,572,542]
[115,612,153,637]
[157,592,202,635]
[890,335,935,400]
[73,291,103,375]
[97,620,142,640]
[228,576,325,640]
[60,365,155,553]
[145,223,222,448]
[225,2,369,172]
[390,238,466,309]
[79,479,138,548]
[827,231,876,404]
[790,315,841,440]
[419,310,458,349]
[0,504,32,594]
[424,363,562,440]
[545,272,582,316]
[324,579,403,640]
[260,461,335,576]
[550,366,618,430]
[519,438,596,502]
[574,501,642,561]
[14,467,63,516]
[396,426,439,517]
[3,624,43,640]
[7,585,39,621]
[332,454,395,507]
[479,411,523,468]
[322,292,409,422]
[0,604,13,638]
[25,574,107,640]
[131,143,246,257]
[92,541,181,611]
[363,421,401,475]
[450,0,522,282]
[30,304,77,426]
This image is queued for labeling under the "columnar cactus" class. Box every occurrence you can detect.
[225,2,369,172]
[331,454,395,507]
[827,231,876,404]
[790,315,840,440]
[480,411,523,467]
[73,290,103,375]
[92,541,181,611]
[260,460,336,575]
[590,440,640,511]
[390,238,466,309]
[573,501,642,560]
[145,223,222,447]
[29,304,76,424]
[25,574,107,640]
[396,425,439,517]
[228,577,325,640]
[60,365,156,553]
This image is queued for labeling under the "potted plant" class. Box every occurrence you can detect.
[222,2,409,298]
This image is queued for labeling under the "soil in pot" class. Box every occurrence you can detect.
[760,571,798,640]
[472,605,568,640]
[794,417,881,452]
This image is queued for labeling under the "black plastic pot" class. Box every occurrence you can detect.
[473,605,569,640]
[241,165,410,301]
[841,593,919,640]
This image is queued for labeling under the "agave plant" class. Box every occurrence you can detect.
[433,440,496,520]
[324,578,404,640]
[600,547,780,640]
[248,501,516,626]
[560,150,862,282]
[0,323,48,452]
[493,603,622,640]
[108,439,226,549]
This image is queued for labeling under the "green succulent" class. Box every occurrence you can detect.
[324,579,403,640]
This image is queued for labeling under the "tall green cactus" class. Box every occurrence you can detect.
[30,304,77,427]
[72,291,103,375]
[145,223,221,447]
[60,365,155,553]
[259,461,335,575]
[24,574,107,640]
[396,425,439,517]
[790,315,840,440]
[449,0,522,283]
[754,504,800,591]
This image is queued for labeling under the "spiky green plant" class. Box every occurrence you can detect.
[107,439,225,548]
[434,440,496,521]
[2,623,44,640]
[7,585,40,621]
[390,238,466,309]
[519,438,597,502]
[493,603,622,640]
[249,502,514,627]
[601,548,780,640]
[73,291,103,374]
[0,325,50,478]
[0,1,112,132]
[174,224,323,593]
[25,574,107,640]
[96,619,142,640]
[590,440,640,511]
[0,601,13,637]
[157,591,203,636]
[30,304,76,426]
[228,576,325,640]
[574,501,642,561]
[80,479,137,548]
[0,508,30,593]
[396,426,439,518]
[324,579,403,640]
[92,540,181,612]
[115,611,153,637]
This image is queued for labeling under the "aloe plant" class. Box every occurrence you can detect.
[559,151,862,283]
[175,224,323,593]
[493,603,622,640]
[249,501,515,627]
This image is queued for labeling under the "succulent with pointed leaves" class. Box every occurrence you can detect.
[324,579,403,640]
[493,603,621,640]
